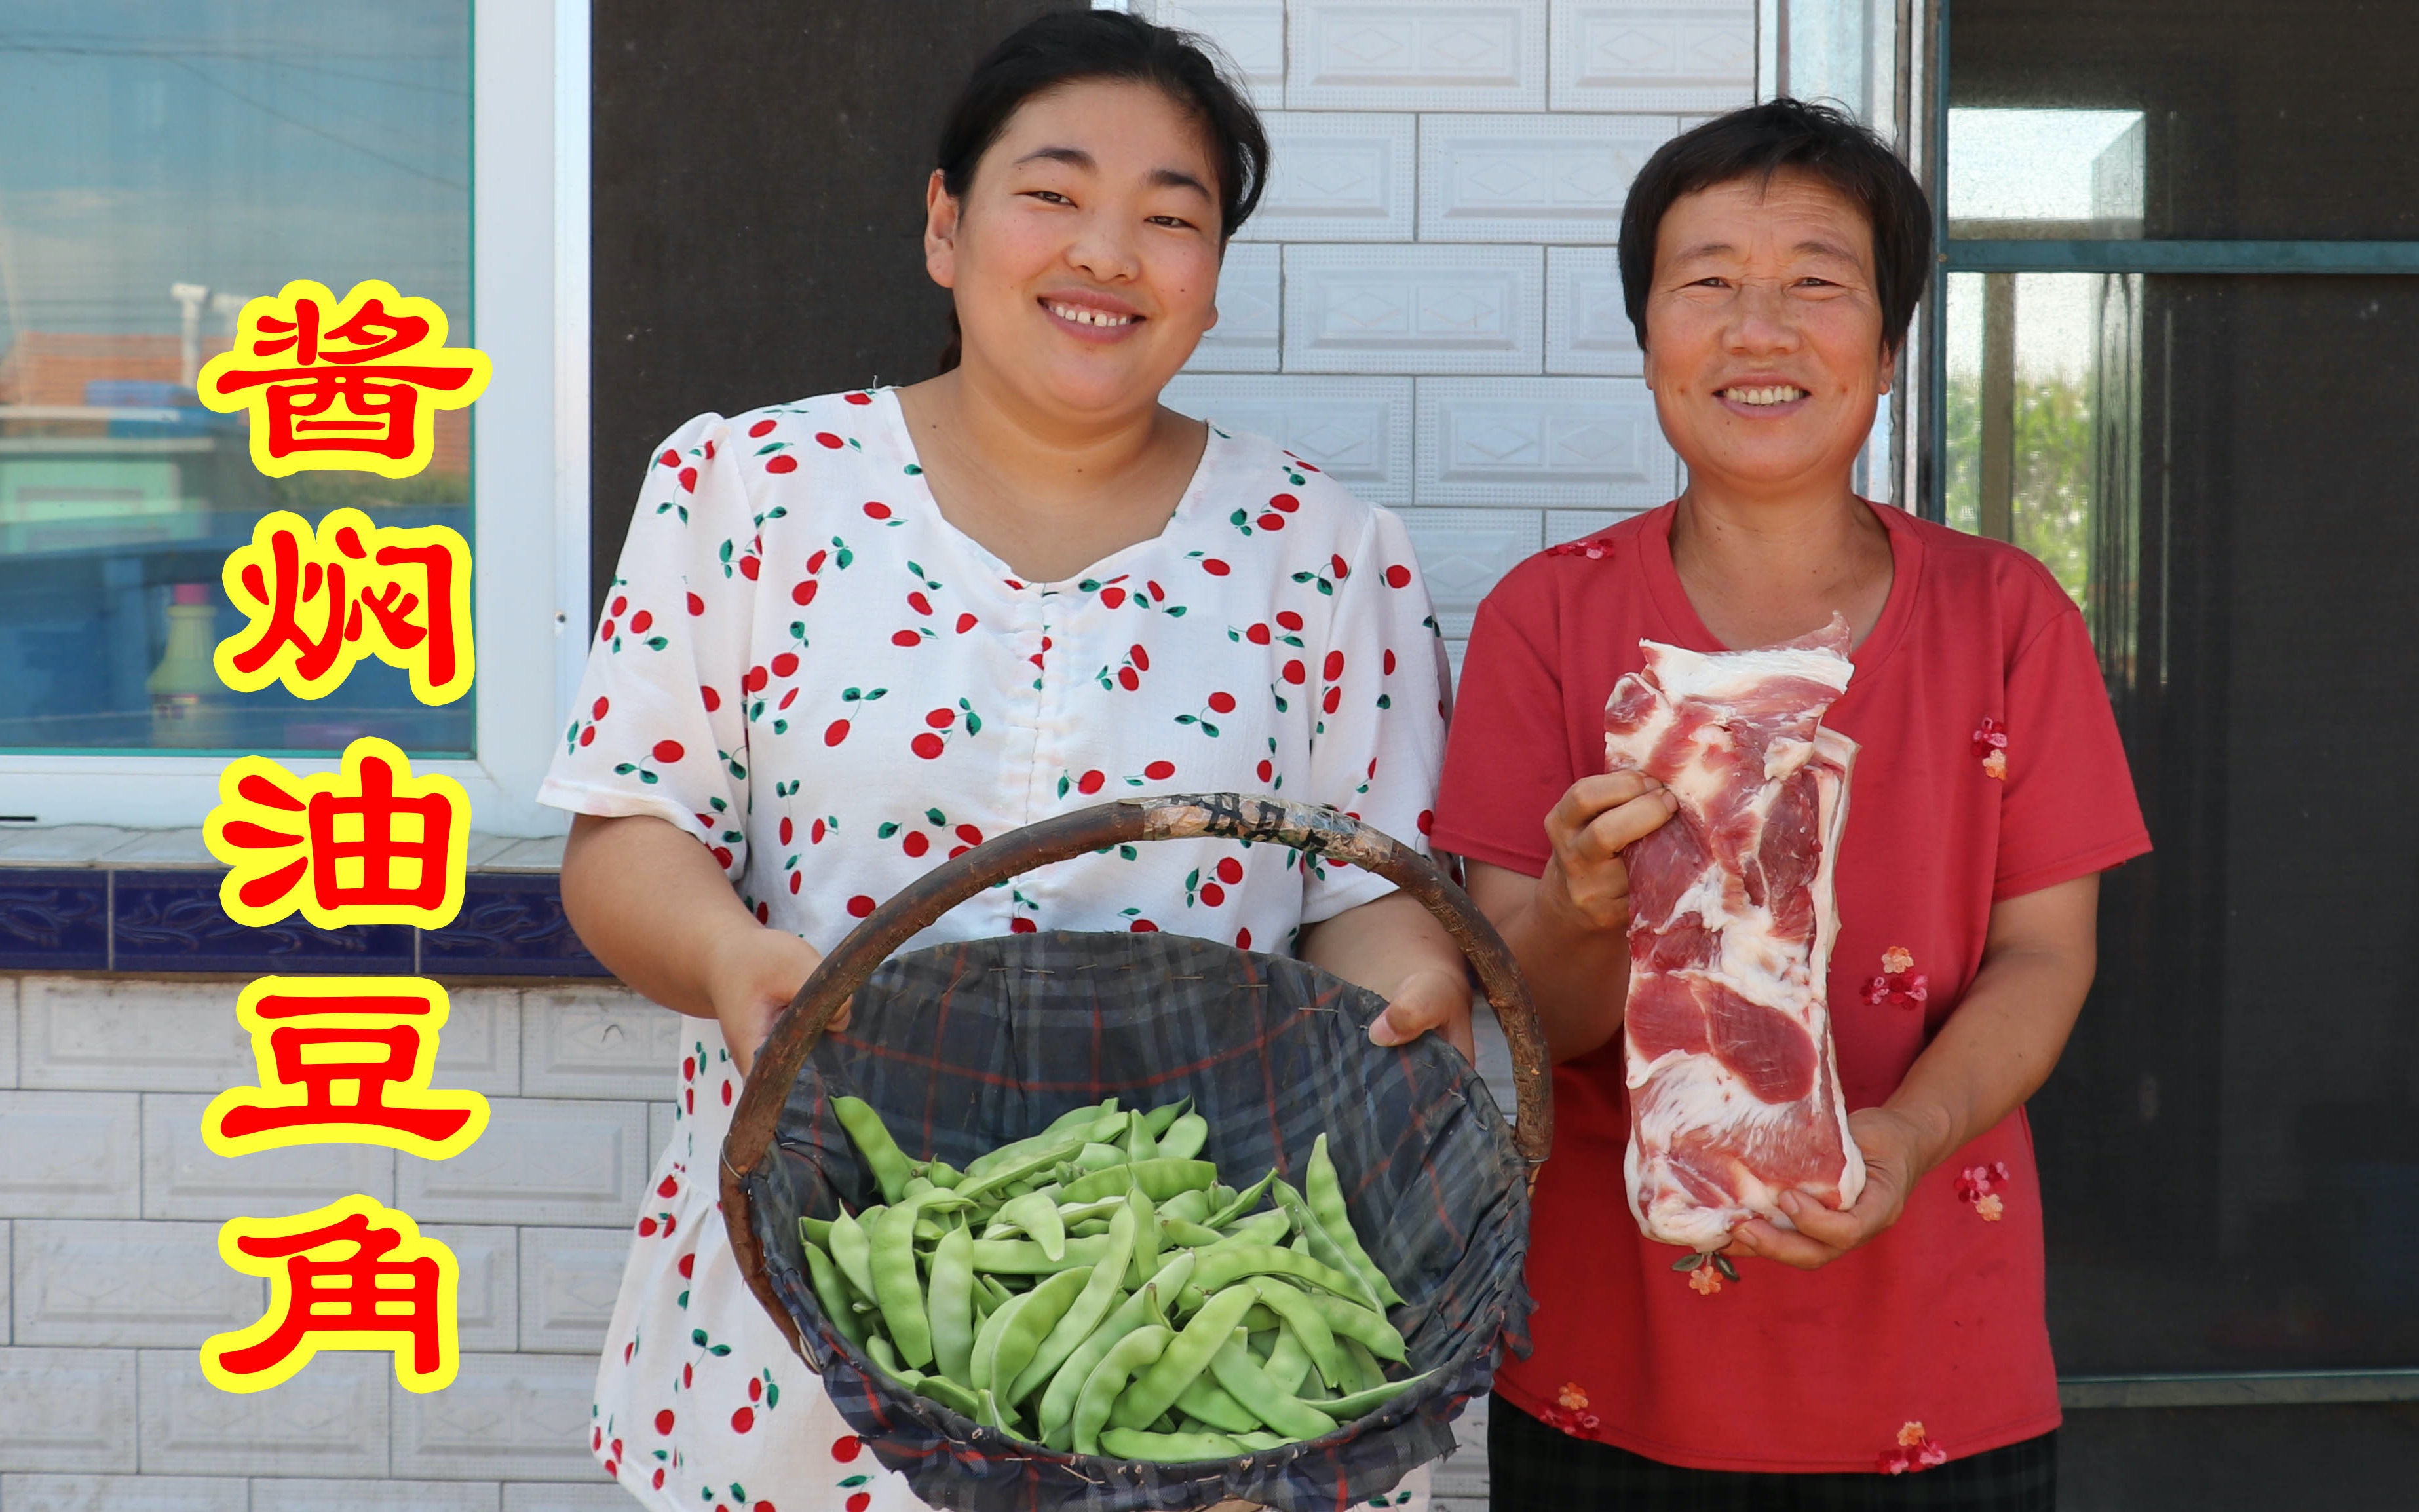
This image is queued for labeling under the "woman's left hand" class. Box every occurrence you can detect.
[1367,965,1477,1060]
[1723,1106,1928,1269]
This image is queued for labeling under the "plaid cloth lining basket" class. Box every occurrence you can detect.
[721,794,1553,1512]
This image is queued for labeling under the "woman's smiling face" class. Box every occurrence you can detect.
[926,79,1225,417]
[1642,170,1892,498]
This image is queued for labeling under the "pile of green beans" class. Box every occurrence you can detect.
[799,1094,1430,1464]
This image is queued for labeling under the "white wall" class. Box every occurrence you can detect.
[1149,0,1758,682]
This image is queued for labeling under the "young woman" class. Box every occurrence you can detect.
[1434,101,2151,1508]
[546,14,1466,1511]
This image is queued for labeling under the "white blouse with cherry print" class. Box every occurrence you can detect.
[541,388,1448,1511]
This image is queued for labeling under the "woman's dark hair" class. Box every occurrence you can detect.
[932,10,1268,373]
[1617,98,1932,356]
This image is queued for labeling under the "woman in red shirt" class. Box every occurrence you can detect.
[1434,100,2149,1507]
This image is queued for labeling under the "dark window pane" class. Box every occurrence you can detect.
[0,3,472,755]
[1949,0,2419,239]
[1945,276,2419,1373]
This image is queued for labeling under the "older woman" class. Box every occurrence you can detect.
[548,14,1466,1510]
[1434,101,2150,1507]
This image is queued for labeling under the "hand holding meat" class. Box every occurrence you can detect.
[1538,770,1680,933]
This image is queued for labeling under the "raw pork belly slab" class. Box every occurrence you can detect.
[1606,616,1866,1250]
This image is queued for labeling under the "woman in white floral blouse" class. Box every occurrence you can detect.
[546,14,1463,1511]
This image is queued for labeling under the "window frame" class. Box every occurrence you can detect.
[0,0,591,839]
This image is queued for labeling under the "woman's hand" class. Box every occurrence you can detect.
[1723,1106,1924,1268]
[1537,770,1679,934]
[700,921,825,1078]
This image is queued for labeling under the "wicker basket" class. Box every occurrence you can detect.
[720,794,1550,1511]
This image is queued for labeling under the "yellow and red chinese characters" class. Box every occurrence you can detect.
[197,279,491,480]
[204,737,471,930]
[216,508,473,706]
[202,1195,462,1394]
[204,976,489,1160]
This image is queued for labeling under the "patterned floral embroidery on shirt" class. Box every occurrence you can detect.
[1878,1420,1949,1473]
[1973,716,2008,780]
[1957,1160,2013,1222]
[1865,945,1930,1009]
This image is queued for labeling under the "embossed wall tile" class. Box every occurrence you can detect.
[1415,376,1677,505]
[141,1093,394,1222]
[1162,375,1415,502]
[136,1348,388,1477]
[501,1488,632,1512]
[517,1228,628,1354]
[396,1098,647,1227]
[111,872,413,976]
[0,1092,140,1219]
[1238,114,1415,242]
[432,987,520,1097]
[18,976,250,1093]
[1187,243,1281,373]
[12,1220,263,1347]
[1141,1,1287,107]
[1418,113,1675,242]
[0,1473,250,1511]
[1548,507,1643,542]
[390,1352,598,1480]
[422,1226,518,1353]
[0,872,109,972]
[1550,0,1757,112]
[421,875,607,978]
[1546,246,1645,373]
[1287,0,1546,111]
[250,1479,501,1512]
[519,985,679,1101]
[0,1349,140,1471]
[1283,245,1543,374]
[1399,508,1543,637]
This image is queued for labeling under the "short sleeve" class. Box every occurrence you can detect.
[1298,508,1450,924]
[539,413,757,877]
[1431,558,1575,879]
[1992,603,2151,899]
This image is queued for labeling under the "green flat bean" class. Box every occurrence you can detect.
[800,1239,865,1348]
[980,1264,1089,1404]
[996,1190,1066,1261]
[1006,1202,1137,1407]
[925,1224,976,1382]
[1098,1426,1239,1462]
[828,1208,878,1302]
[1072,1324,1173,1456]
[1310,1369,1432,1420]
[1187,1243,1367,1303]
[873,1192,949,1369]
[835,1095,917,1205]
[1204,1169,1276,1230]
[968,1235,1113,1273]
[1307,1133,1402,1306]
[1157,1111,1209,1162]
[1208,1331,1337,1440]
[1272,1178,1380,1310]
[1113,1283,1259,1430]
[1299,1291,1408,1363]
[1244,1277,1345,1388]
[1059,1159,1218,1205]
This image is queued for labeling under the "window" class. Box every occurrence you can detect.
[0,0,586,833]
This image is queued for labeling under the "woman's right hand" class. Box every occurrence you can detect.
[701,922,826,1078]
[1536,770,1680,934]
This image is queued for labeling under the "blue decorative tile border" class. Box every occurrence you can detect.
[0,868,608,977]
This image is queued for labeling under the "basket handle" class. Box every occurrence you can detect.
[727,793,1551,1177]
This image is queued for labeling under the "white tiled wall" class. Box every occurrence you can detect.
[1155,0,1756,675]
[0,973,659,1507]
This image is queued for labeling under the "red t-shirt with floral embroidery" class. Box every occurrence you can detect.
[1433,500,2150,1474]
